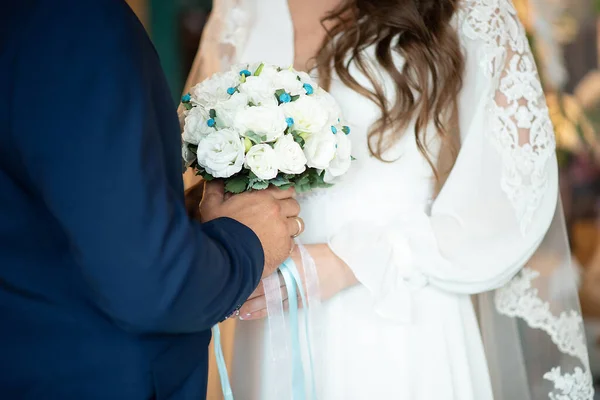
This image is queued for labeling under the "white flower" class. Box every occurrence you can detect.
[245,144,279,180]
[191,70,240,107]
[303,128,337,169]
[313,88,342,125]
[274,134,307,175]
[324,132,352,183]
[273,69,304,96]
[282,96,329,135]
[234,104,287,143]
[239,75,278,107]
[297,71,319,90]
[196,128,245,178]
[182,106,213,145]
[214,92,249,127]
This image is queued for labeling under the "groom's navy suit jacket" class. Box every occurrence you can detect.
[0,1,264,398]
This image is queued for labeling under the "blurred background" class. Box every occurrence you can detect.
[126,0,600,397]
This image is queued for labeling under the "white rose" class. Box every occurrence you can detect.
[313,88,343,125]
[324,131,352,183]
[303,129,337,169]
[245,144,279,180]
[274,134,307,175]
[196,128,245,178]
[182,106,213,145]
[239,75,278,107]
[234,105,287,143]
[273,70,304,96]
[192,71,240,107]
[214,92,249,128]
[282,96,329,135]
[297,71,319,90]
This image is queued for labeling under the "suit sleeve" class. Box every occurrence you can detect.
[10,1,264,333]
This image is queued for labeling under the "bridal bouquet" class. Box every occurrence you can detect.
[181,62,352,193]
[181,62,352,400]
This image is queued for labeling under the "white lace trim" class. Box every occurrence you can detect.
[459,0,556,234]
[216,0,254,70]
[496,268,594,400]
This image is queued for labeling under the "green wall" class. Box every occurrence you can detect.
[149,0,213,101]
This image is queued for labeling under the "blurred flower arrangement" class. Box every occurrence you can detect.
[515,0,600,223]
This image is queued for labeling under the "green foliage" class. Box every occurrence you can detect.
[224,175,249,194]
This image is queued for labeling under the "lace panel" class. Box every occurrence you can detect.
[459,0,556,234]
[495,268,594,400]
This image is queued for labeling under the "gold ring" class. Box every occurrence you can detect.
[291,217,304,238]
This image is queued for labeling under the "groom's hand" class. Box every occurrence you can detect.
[200,180,302,277]
[184,181,205,220]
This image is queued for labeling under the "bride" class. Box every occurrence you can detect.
[184,0,594,398]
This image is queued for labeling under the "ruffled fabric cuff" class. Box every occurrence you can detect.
[328,212,431,323]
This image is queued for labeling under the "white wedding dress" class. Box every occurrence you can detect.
[190,0,594,399]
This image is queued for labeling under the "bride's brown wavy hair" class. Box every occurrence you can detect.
[316,0,464,175]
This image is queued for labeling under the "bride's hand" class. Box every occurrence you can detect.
[237,244,357,320]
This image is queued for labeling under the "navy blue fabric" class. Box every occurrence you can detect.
[0,1,264,398]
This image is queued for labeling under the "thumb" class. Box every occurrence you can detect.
[201,180,225,209]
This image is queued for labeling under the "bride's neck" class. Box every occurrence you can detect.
[287,0,343,71]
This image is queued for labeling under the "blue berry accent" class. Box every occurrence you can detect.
[227,87,236,95]
[331,126,337,134]
[303,83,314,95]
[342,126,351,135]
[286,117,294,127]
[181,93,191,102]
[279,93,292,103]
[240,69,252,77]
[207,118,216,127]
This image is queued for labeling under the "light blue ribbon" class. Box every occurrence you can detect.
[213,257,317,400]
[212,324,234,400]
[280,258,318,400]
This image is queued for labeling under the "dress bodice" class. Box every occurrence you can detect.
[239,0,436,244]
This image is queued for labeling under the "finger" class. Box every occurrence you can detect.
[247,282,264,300]
[184,182,205,218]
[240,308,268,321]
[266,186,296,200]
[240,286,289,316]
[201,180,225,208]
[286,217,304,237]
[248,274,287,300]
[278,198,300,218]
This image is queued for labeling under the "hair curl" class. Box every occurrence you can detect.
[315,0,464,176]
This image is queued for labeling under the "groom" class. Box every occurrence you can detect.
[0,1,301,399]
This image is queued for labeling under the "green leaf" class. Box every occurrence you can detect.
[225,175,249,194]
[248,101,257,107]
[183,103,193,111]
[296,183,311,193]
[295,172,310,187]
[254,63,265,76]
[351,156,357,161]
[290,95,300,102]
[245,131,265,145]
[269,175,291,187]
[275,89,286,97]
[209,109,216,119]
[240,74,247,83]
[292,132,305,148]
[250,180,269,190]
